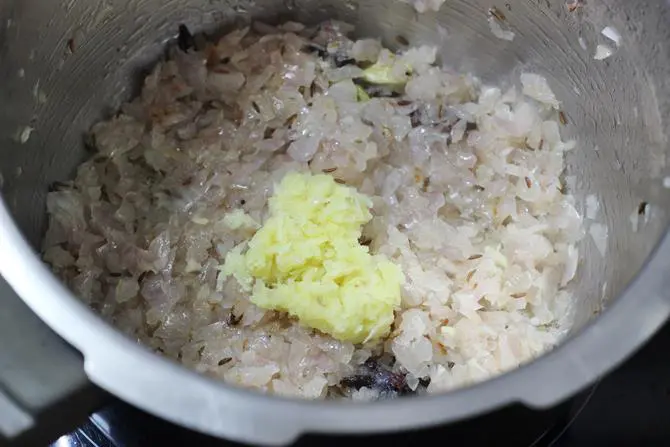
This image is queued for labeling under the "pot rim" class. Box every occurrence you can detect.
[1,198,669,445]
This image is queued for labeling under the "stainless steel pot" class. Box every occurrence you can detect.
[1,0,670,444]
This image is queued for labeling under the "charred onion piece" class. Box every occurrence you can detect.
[340,358,413,395]
[178,24,195,52]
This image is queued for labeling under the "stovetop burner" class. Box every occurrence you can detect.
[52,321,670,446]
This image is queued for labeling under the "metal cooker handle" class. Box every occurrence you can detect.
[0,275,107,446]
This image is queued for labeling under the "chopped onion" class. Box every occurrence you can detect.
[585,194,599,220]
[589,223,608,256]
[593,44,614,61]
[488,17,515,41]
[601,26,621,47]
[578,37,587,51]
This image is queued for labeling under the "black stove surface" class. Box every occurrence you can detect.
[52,322,670,447]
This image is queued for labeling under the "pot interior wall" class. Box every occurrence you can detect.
[1,0,669,336]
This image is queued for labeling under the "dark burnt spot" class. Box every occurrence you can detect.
[284,114,298,127]
[177,24,195,52]
[441,122,454,135]
[489,6,506,21]
[358,236,372,246]
[48,181,70,192]
[228,312,243,326]
[303,43,328,59]
[83,133,97,152]
[567,1,583,12]
[334,57,356,68]
[218,357,232,366]
[99,185,110,202]
[465,121,478,132]
[395,35,409,46]
[340,375,375,389]
[66,38,76,54]
[340,357,412,395]
[202,100,218,111]
[410,110,421,128]
[353,78,401,98]
[422,176,430,192]
[160,187,175,198]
